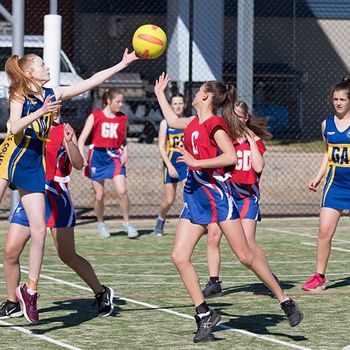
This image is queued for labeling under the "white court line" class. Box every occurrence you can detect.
[266,228,350,244]
[3,266,312,350]
[302,242,350,253]
[0,319,82,350]
[43,260,350,267]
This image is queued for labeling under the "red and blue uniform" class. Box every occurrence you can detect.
[11,124,76,228]
[230,138,266,221]
[179,116,239,224]
[163,124,188,183]
[84,109,127,181]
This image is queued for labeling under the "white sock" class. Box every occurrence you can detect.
[158,215,165,221]
[27,288,37,295]
[280,297,290,304]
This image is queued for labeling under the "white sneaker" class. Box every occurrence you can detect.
[97,223,111,238]
[123,222,139,239]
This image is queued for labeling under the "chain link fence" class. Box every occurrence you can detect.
[1,0,350,219]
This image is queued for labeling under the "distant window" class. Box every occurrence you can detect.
[0,47,71,73]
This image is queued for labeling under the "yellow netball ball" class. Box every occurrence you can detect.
[132,24,167,59]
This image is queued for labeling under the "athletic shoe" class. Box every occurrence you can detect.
[0,300,23,319]
[153,217,165,236]
[97,223,110,238]
[193,309,221,343]
[280,298,304,327]
[94,285,114,317]
[202,280,223,298]
[123,222,139,239]
[16,284,39,324]
[301,273,327,291]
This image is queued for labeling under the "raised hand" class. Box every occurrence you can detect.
[40,95,61,115]
[63,123,75,142]
[154,72,170,95]
[121,48,140,67]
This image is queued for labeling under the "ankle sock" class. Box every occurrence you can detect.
[210,277,219,283]
[196,302,209,315]
[318,273,325,279]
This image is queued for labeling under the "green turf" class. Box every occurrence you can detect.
[1,217,350,349]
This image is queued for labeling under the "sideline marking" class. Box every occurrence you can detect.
[302,242,350,253]
[0,319,82,350]
[7,266,313,350]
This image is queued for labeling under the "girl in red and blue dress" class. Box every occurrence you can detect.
[153,93,188,235]
[154,73,303,343]
[2,121,114,320]
[78,88,138,239]
[0,49,139,324]
[202,101,278,298]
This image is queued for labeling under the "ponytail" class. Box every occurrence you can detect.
[234,101,272,139]
[5,54,42,102]
[102,88,123,108]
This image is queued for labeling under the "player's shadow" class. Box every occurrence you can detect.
[209,304,307,342]
[325,276,350,290]
[110,229,153,237]
[30,297,126,334]
[220,279,295,298]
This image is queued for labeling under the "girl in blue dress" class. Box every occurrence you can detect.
[302,77,350,291]
[153,93,188,235]
[0,49,138,324]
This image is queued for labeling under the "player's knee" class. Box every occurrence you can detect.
[95,193,104,202]
[116,190,127,199]
[207,232,221,247]
[57,249,75,265]
[171,249,188,267]
[3,245,19,264]
[237,250,254,268]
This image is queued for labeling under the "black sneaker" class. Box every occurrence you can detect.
[94,286,114,317]
[0,300,23,319]
[280,298,304,327]
[193,309,221,343]
[202,280,223,298]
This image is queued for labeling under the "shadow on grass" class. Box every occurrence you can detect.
[326,276,350,290]
[27,297,126,334]
[110,229,153,238]
[220,280,295,298]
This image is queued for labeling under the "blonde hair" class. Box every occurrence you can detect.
[5,54,42,102]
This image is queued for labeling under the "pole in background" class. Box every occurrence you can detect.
[187,0,193,116]
[10,0,25,216]
[50,0,58,15]
[237,0,254,111]
[43,14,62,88]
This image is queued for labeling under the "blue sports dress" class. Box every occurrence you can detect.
[163,125,188,183]
[322,115,350,209]
[0,87,55,192]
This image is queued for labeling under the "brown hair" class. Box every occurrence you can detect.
[102,88,123,108]
[5,54,42,102]
[234,101,272,139]
[331,76,350,100]
[170,92,185,103]
[204,81,245,139]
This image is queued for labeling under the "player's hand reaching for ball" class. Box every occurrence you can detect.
[154,72,170,95]
[121,48,140,67]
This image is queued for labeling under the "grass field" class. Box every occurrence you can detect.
[1,217,350,350]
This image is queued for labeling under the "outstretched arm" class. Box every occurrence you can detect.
[154,73,193,130]
[54,49,139,101]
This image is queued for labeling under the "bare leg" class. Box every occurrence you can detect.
[112,175,129,224]
[3,224,31,301]
[0,178,9,203]
[159,183,177,218]
[19,189,46,288]
[92,180,105,223]
[219,220,287,302]
[51,227,103,294]
[171,219,206,306]
[316,207,341,274]
[242,219,270,268]
[206,223,222,277]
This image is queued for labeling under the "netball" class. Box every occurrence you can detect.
[132,24,167,59]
